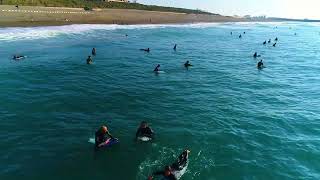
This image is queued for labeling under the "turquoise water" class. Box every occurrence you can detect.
[1,22,320,180]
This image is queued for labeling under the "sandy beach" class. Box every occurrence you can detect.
[0,5,248,27]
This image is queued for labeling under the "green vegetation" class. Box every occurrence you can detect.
[1,0,215,15]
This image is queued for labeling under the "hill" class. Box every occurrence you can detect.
[0,0,216,15]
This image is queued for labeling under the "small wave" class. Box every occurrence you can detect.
[0,22,279,41]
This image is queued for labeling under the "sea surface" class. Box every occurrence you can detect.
[0,22,320,180]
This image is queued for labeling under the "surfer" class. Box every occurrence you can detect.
[253,52,258,58]
[154,64,160,72]
[273,43,277,47]
[239,34,242,38]
[230,32,232,35]
[275,37,278,41]
[148,150,190,180]
[173,44,177,51]
[92,48,96,56]
[268,39,271,43]
[86,56,93,64]
[263,41,266,45]
[257,60,264,69]
[136,121,154,139]
[140,48,150,52]
[184,61,192,68]
[13,55,25,60]
[95,125,114,148]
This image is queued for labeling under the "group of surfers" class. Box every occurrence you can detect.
[252,37,279,69]
[95,122,189,180]
[86,45,194,73]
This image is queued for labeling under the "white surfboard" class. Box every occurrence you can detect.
[137,136,152,142]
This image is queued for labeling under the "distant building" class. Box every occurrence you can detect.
[106,0,129,2]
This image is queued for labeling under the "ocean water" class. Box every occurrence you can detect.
[1,22,320,180]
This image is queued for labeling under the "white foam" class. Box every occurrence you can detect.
[0,22,298,41]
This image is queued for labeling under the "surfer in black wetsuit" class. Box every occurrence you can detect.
[275,37,278,41]
[92,48,96,56]
[86,56,93,64]
[257,60,264,69]
[13,55,25,60]
[140,48,150,52]
[184,61,192,68]
[253,52,258,58]
[173,44,177,51]
[136,121,154,139]
[273,43,277,47]
[148,150,190,180]
[263,41,266,45]
[154,64,160,72]
[95,126,114,148]
[239,34,242,38]
[268,39,271,43]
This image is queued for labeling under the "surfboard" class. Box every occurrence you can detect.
[155,71,165,74]
[172,161,188,180]
[137,136,152,142]
[88,138,119,148]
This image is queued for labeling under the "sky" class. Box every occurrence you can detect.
[138,0,320,19]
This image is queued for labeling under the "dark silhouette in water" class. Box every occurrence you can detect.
[239,34,242,38]
[184,61,192,68]
[92,48,96,56]
[140,48,150,52]
[273,43,277,47]
[263,41,267,45]
[230,32,233,35]
[13,55,25,60]
[268,39,271,43]
[154,64,160,72]
[86,56,93,64]
[173,44,177,51]
[275,37,278,41]
[253,52,260,58]
[243,31,246,34]
[257,60,264,69]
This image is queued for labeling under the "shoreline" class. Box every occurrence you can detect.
[0,5,251,27]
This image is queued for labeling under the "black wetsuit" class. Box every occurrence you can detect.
[184,62,192,67]
[136,127,153,138]
[95,130,113,147]
[92,49,96,56]
[87,57,92,64]
[171,152,188,170]
[258,62,264,69]
[153,171,177,180]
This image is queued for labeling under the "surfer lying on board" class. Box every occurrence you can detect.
[140,48,150,52]
[136,121,154,139]
[13,55,25,60]
[148,150,190,180]
[95,125,114,148]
